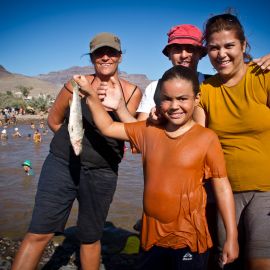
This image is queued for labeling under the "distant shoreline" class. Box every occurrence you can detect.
[1,113,48,124]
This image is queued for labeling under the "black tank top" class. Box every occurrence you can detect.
[50,76,137,172]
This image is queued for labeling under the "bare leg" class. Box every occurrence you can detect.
[247,258,270,270]
[11,232,54,270]
[80,240,101,270]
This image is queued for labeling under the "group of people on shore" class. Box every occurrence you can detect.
[11,10,270,270]
[0,120,48,142]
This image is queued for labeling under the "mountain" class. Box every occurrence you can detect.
[0,66,60,97]
[36,66,152,92]
[0,65,12,78]
[0,65,152,98]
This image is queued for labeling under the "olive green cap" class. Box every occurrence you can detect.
[89,32,121,53]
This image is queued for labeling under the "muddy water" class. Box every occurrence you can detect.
[0,123,143,239]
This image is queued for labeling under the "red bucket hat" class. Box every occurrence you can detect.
[162,24,207,57]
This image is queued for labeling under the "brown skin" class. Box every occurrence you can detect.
[167,44,202,72]
[48,46,141,133]
[12,47,142,270]
[253,53,270,71]
[194,29,270,270]
[114,43,204,123]
[74,74,239,265]
[23,165,31,173]
[115,45,270,123]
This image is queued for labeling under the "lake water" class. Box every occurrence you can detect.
[0,122,144,239]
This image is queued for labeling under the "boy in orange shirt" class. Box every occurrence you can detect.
[74,65,238,270]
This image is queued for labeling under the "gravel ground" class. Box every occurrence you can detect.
[0,224,140,270]
[0,236,80,270]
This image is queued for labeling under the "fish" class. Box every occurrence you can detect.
[68,80,84,156]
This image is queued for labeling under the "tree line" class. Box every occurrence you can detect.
[0,85,53,114]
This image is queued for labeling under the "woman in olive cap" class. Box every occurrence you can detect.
[12,32,142,270]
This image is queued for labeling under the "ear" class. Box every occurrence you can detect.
[166,47,172,61]
[118,54,122,63]
[242,40,247,53]
[194,92,200,106]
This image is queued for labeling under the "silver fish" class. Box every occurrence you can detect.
[68,80,84,156]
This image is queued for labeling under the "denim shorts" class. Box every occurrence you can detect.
[137,246,209,270]
[217,191,270,259]
[29,153,118,243]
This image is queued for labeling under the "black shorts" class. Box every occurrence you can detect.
[137,246,209,270]
[29,153,118,243]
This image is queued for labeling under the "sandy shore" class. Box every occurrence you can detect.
[0,113,48,126]
[15,113,48,123]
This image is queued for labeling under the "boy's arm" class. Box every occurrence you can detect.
[115,99,138,123]
[211,177,239,266]
[73,75,129,141]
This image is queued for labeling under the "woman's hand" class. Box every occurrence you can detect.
[99,77,124,111]
[96,81,108,101]
[73,75,123,111]
[253,53,270,71]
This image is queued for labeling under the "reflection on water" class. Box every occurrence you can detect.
[0,123,143,239]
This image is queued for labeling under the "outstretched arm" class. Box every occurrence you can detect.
[115,98,138,123]
[73,75,129,141]
[211,177,239,266]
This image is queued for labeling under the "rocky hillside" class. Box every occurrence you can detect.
[0,65,12,78]
[36,66,151,92]
[0,65,152,98]
[0,66,60,97]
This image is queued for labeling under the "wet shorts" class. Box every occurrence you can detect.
[29,153,118,243]
[137,246,209,270]
[217,191,270,259]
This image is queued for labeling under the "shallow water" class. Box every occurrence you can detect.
[0,122,144,239]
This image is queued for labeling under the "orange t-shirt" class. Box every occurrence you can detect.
[124,122,227,253]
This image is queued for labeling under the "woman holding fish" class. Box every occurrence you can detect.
[12,32,142,270]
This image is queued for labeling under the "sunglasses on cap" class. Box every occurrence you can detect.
[91,46,121,58]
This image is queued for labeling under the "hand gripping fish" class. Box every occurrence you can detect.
[68,80,84,155]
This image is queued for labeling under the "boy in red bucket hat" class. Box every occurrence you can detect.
[136,24,209,120]
[162,24,207,59]
[135,23,270,120]
[97,24,211,124]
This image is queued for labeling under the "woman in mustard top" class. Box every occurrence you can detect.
[194,13,270,270]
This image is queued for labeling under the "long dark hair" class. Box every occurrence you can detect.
[203,12,252,62]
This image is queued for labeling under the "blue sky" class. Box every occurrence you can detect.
[1,0,269,80]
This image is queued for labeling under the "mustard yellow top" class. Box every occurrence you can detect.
[200,63,270,192]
